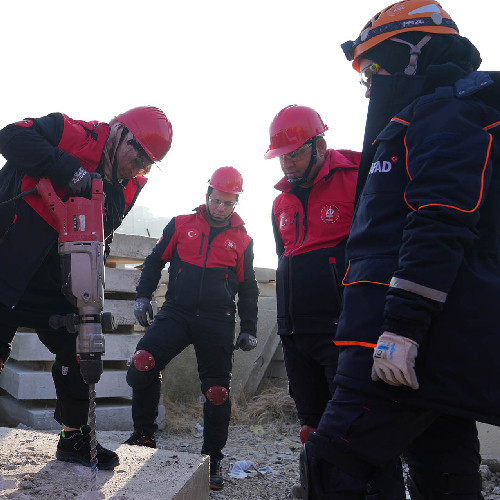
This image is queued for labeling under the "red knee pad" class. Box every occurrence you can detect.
[0,358,4,374]
[133,350,156,371]
[206,385,229,405]
[300,425,317,444]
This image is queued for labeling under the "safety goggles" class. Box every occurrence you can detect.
[208,196,237,209]
[127,138,153,173]
[360,63,381,89]
[280,142,312,162]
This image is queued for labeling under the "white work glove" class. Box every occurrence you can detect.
[371,332,419,390]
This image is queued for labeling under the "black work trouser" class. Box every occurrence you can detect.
[127,305,235,461]
[0,284,89,428]
[310,386,482,499]
[281,333,338,428]
[281,334,405,499]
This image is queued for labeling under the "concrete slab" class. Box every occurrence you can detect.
[0,363,131,400]
[10,332,143,362]
[478,422,500,461]
[107,233,156,263]
[0,394,166,431]
[0,427,209,499]
[105,267,169,293]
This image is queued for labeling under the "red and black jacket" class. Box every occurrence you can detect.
[0,113,146,309]
[271,149,359,335]
[136,206,259,334]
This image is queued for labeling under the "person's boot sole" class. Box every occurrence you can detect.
[209,483,224,491]
[56,449,119,470]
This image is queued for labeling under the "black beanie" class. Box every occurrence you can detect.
[362,32,481,76]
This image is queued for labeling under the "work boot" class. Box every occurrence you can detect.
[123,429,156,448]
[56,425,119,470]
[209,459,224,490]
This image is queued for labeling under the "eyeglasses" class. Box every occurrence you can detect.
[280,142,312,162]
[127,139,152,171]
[360,63,381,89]
[208,196,237,208]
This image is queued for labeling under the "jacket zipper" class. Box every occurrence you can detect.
[199,233,205,255]
[196,224,235,313]
[197,233,210,310]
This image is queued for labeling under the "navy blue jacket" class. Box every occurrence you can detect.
[334,71,500,425]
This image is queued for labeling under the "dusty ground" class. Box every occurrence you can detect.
[164,422,299,500]
[161,423,500,500]
[2,386,500,499]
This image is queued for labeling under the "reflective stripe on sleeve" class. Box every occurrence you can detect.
[390,277,447,303]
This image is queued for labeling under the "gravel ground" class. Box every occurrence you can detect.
[2,384,500,499]
[157,422,300,500]
[2,420,500,499]
[157,421,500,499]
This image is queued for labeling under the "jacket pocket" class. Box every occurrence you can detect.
[343,256,398,287]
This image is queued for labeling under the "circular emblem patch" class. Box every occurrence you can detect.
[225,239,236,250]
[321,204,340,224]
[187,229,199,239]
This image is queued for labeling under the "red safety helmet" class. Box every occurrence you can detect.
[208,167,243,194]
[264,105,328,160]
[112,106,173,162]
[341,0,459,72]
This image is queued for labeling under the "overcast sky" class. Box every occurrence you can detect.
[0,1,495,268]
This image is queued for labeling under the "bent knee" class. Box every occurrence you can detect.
[205,385,230,406]
[126,350,158,389]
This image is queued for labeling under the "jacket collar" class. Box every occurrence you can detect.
[194,204,245,228]
[274,149,360,193]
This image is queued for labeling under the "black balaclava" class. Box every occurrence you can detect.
[355,33,481,201]
[362,32,481,76]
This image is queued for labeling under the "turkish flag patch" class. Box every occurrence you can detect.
[14,119,34,128]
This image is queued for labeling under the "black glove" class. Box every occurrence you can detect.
[67,167,92,197]
[134,297,153,327]
[235,332,257,351]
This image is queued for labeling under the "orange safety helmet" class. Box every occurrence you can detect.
[265,105,328,160]
[112,106,173,162]
[341,0,459,72]
[208,167,243,194]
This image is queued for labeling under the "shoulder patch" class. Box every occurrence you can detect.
[14,119,34,128]
[225,239,237,251]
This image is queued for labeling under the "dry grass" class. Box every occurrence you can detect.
[162,395,202,434]
[162,383,298,435]
[236,385,298,425]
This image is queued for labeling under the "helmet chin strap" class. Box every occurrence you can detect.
[287,137,319,186]
[110,128,129,186]
[206,204,234,224]
[390,34,433,76]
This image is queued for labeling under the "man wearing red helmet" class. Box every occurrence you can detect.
[124,166,259,491]
[265,104,358,441]
[266,105,405,499]
[0,106,172,469]
[299,1,500,499]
